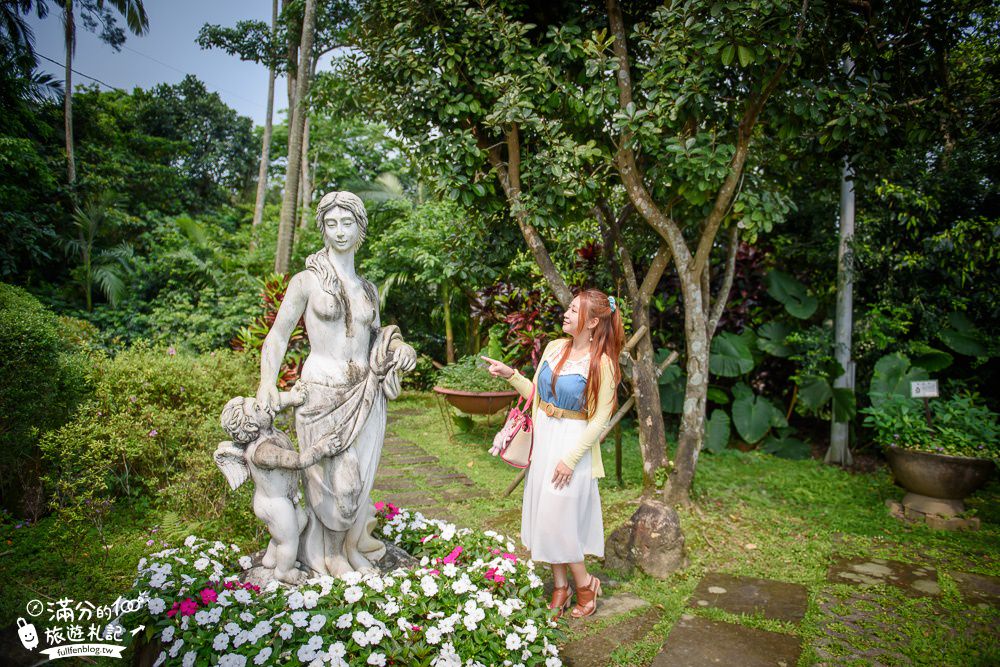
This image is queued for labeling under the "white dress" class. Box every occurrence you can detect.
[520,355,605,564]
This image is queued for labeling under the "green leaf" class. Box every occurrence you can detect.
[707,387,730,404]
[704,409,731,454]
[938,313,988,357]
[831,387,856,422]
[757,321,793,357]
[909,345,953,372]
[761,435,812,460]
[709,331,755,377]
[658,365,684,414]
[737,45,753,67]
[721,44,735,66]
[869,353,929,406]
[732,390,784,444]
[797,375,832,410]
[765,271,817,319]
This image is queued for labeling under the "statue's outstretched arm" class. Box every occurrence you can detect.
[258,273,310,411]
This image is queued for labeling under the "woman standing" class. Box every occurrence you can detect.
[482,289,623,618]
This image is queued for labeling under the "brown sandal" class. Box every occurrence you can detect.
[549,585,571,619]
[571,575,602,619]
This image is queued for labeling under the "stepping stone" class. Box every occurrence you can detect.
[373,478,416,492]
[567,591,649,625]
[812,588,910,665]
[687,573,808,623]
[561,606,659,667]
[950,571,1000,608]
[650,614,800,667]
[376,492,436,508]
[827,555,940,596]
[394,455,440,464]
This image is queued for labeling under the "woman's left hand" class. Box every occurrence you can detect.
[551,461,573,489]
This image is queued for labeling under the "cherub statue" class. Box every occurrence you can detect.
[215,385,358,584]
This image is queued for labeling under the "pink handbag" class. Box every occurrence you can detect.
[490,386,534,468]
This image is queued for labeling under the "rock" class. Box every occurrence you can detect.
[376,540,420,573]
[603,498,686,578]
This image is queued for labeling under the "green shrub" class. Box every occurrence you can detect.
[39,345,259,546]
[0,283,93,515]
[435,355,511,392]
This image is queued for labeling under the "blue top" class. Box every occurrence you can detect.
[536,359,588,412]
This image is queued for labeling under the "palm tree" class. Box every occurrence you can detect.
[63,194,135,311]
[60,0,149,188]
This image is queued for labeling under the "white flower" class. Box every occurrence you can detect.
[149,572,167,589]
[397,617,411,633]
[442,563,458,578]
[225,622,241,636]
[497,601,513,618]
[239,555,253,569]
[287,590,305,610]
[234,630,253,648]
[425,626,442,644]
[153,651,166,667]
[522,623,537,643]
[522,648,532,660]
[431,642,462,667]
[161,626,175,643]
[253,647,273,665]
[147,597,166,615]
[505,633,522,651]
[336,613,353,629]
[382,525,393,536]
[297,644,318,664]
[291,611,310,627]
[213,633,230,651]
[383,600,400,616]
[329,642,346,658]
[194,557,210,571]
[368,652,387,666]
[400,580,413,595]
[219,654,246,667]
[440,524,456,541]
[184,535,197,547]
[476,590,494,607]
[352,630,369,647]
[279,623,294,640]
[168,638,184,657]
[341,570,363,586]
[239,611,254,623]
[357,611,376,627]
[303,590,319,609]
[231,543,240,551]
[451,575,472,595]
[344,586,364,603]
[308,614,327,632]
[182,651,197,667]
[545,658,562,667]
[420,575,439,597]
[365,626,384,645]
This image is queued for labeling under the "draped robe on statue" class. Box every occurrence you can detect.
[294,250,403,575]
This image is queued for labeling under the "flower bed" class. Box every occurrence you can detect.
[129,503,564,666]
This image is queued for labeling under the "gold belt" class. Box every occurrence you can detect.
[537,399,588,420]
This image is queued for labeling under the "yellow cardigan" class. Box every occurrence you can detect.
[506,339,614,479]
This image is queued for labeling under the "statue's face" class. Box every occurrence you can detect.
[322,206,362,252]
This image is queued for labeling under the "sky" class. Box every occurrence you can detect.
[27,1,288,127]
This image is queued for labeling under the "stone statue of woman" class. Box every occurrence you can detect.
[256,191,416,576]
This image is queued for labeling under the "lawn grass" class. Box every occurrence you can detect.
[1,390,997,666]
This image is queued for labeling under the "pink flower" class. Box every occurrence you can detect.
[166,602,180,618]
[148,429,158,437]
[442,546,463,565]
[179,598,198,616]
[224,582,235,589]
[428,569,440,576]
[502,552,517,562]
[145,539,154,546]
[199,588,217,604]
[490,548,501,555]
[484,567,498,581]
[374,501,385,511]
[494,574,506,583]
[167,346,176,356]
[411,625,421,632]
[421,534,437,544]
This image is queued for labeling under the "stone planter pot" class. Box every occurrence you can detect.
[432,386,518,415]
[885,445,996,517]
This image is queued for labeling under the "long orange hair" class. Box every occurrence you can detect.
[550,289,625,414]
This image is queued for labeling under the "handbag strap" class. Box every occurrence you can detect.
[514,381,535,414]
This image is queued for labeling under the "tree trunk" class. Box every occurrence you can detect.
[63,0,76,187]
[442,282,455,364]
[828,155,856,466]
[251,0,279,235]
[664,276,709,506]
[298,115,312,229]
[631,307,668,489]
[274,0,316,274]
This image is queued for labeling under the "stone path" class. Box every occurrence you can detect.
[372,433,485,524]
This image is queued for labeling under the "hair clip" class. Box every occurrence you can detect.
[608,296,617,313]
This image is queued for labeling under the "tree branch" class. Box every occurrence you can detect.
[639,242,671,306]
[707,226,740,337]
